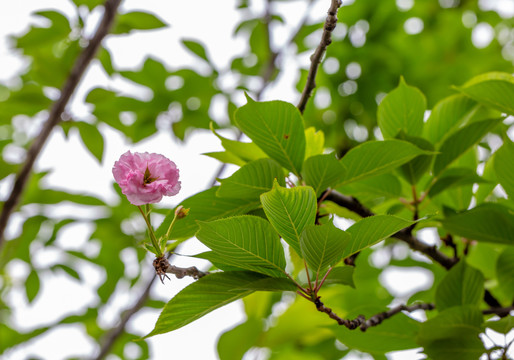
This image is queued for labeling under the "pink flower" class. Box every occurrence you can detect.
[113,151,181,206]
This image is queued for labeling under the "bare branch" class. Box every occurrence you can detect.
[297,0,342,114]
[0,0,122,247]
[153,255,209,282]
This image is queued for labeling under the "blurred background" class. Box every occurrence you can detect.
[0,0,513,359]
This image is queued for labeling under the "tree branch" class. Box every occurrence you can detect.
[324,190,458,270]
[297,0,342,114]
[0,0,122,247]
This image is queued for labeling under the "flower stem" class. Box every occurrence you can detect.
[165,206,182,240]
[138,205,162,257]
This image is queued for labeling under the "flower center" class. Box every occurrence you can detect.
[143,165,159,185]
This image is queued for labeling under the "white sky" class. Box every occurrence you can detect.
[0,0,513,359]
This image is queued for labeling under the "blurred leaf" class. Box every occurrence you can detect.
[303,153,347,197]
[182,39,210,64]
[323,266,355,288]
[304,127,325,160]
[25,269,40,303]
[0,324,50,355]
[235,99,306,176]
[396,133,435,185]
[340,140,431,185]
[457,72,514,116]
[217,158,286,200]
[377,77,426,139]
[496,247,514,300]
[196,216,287,278]
[435,261,484,311]
[145,271,282,338]
[218,318,262,360]
[441,203,514,245]
[333,313,421,354]
[344,215,414,258]
[485,316,514,335]
[493,139,514,201]
[417,306,484,360]
[300,221,351,274]
[113,11,167,34]
[261,181,317,255]
[76,122,104,163]
[432,118,502,176]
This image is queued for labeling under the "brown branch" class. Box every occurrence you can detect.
[297,0,342,114]
[482,305,514,317]
[325,190,458,270]
[93,274,156,360]
[0,0,122,248]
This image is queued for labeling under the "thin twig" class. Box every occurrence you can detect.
[359,303,435,331]
[0,0,122,247]
[297,0,342,114]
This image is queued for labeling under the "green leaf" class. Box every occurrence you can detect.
[260,182,317,255]
[337,174,403,200]
[182,39,210,64]
[493,139,514,201]
[196,216,287,278]
[417,306,484,360]
[457,72,514,115]
[211,124,267,163]
[428,168,490,198]
[339,140,430,185]
[377,77,426,139]
[26,270,40,303]
[343,215,415,258]
[333,313,421,354]
[218,318,262,360]
[304,127,325,160]
[75,122,104,163]
[235,99,306,176]
[323,266,355,288]
[217,158,286,200]
[424,94,477,145]
[441,203,514,245]
[300,222,351,274]
[203,151,246,166]
[113,11,167,34]
[396,133,435,185]
[432,118,502,176]
[435,260,484,311]
[485,316,514,335]
[144,271,275,338]
[303,153,346,196]
[496,247,514,300]
[155,187,260,241]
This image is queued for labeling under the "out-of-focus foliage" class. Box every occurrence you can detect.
[0,0,513,359]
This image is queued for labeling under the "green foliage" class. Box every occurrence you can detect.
[1,1,513,359]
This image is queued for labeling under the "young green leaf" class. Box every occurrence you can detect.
[304,127,325,160]
[217,158,286,200]
[211,123,267,163]
[25,270,40,303]
[343,215,415,258]
[432,118,502,176]
[260,182,317,255]
[377,77,426,139]
[424,94,477,145]
[182,39,210,64]
[435,261,484,311]
[196,215,287,278]
[144,271,280,338]
[303,153,346,196]
[112,11,167,34]
[155,187,260,241]
[339,140,430,185]
[300,222,351,274]
[235,99,306,176]
[493,139,514,201]
[457,72,514,115]
[441,203,514,245]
